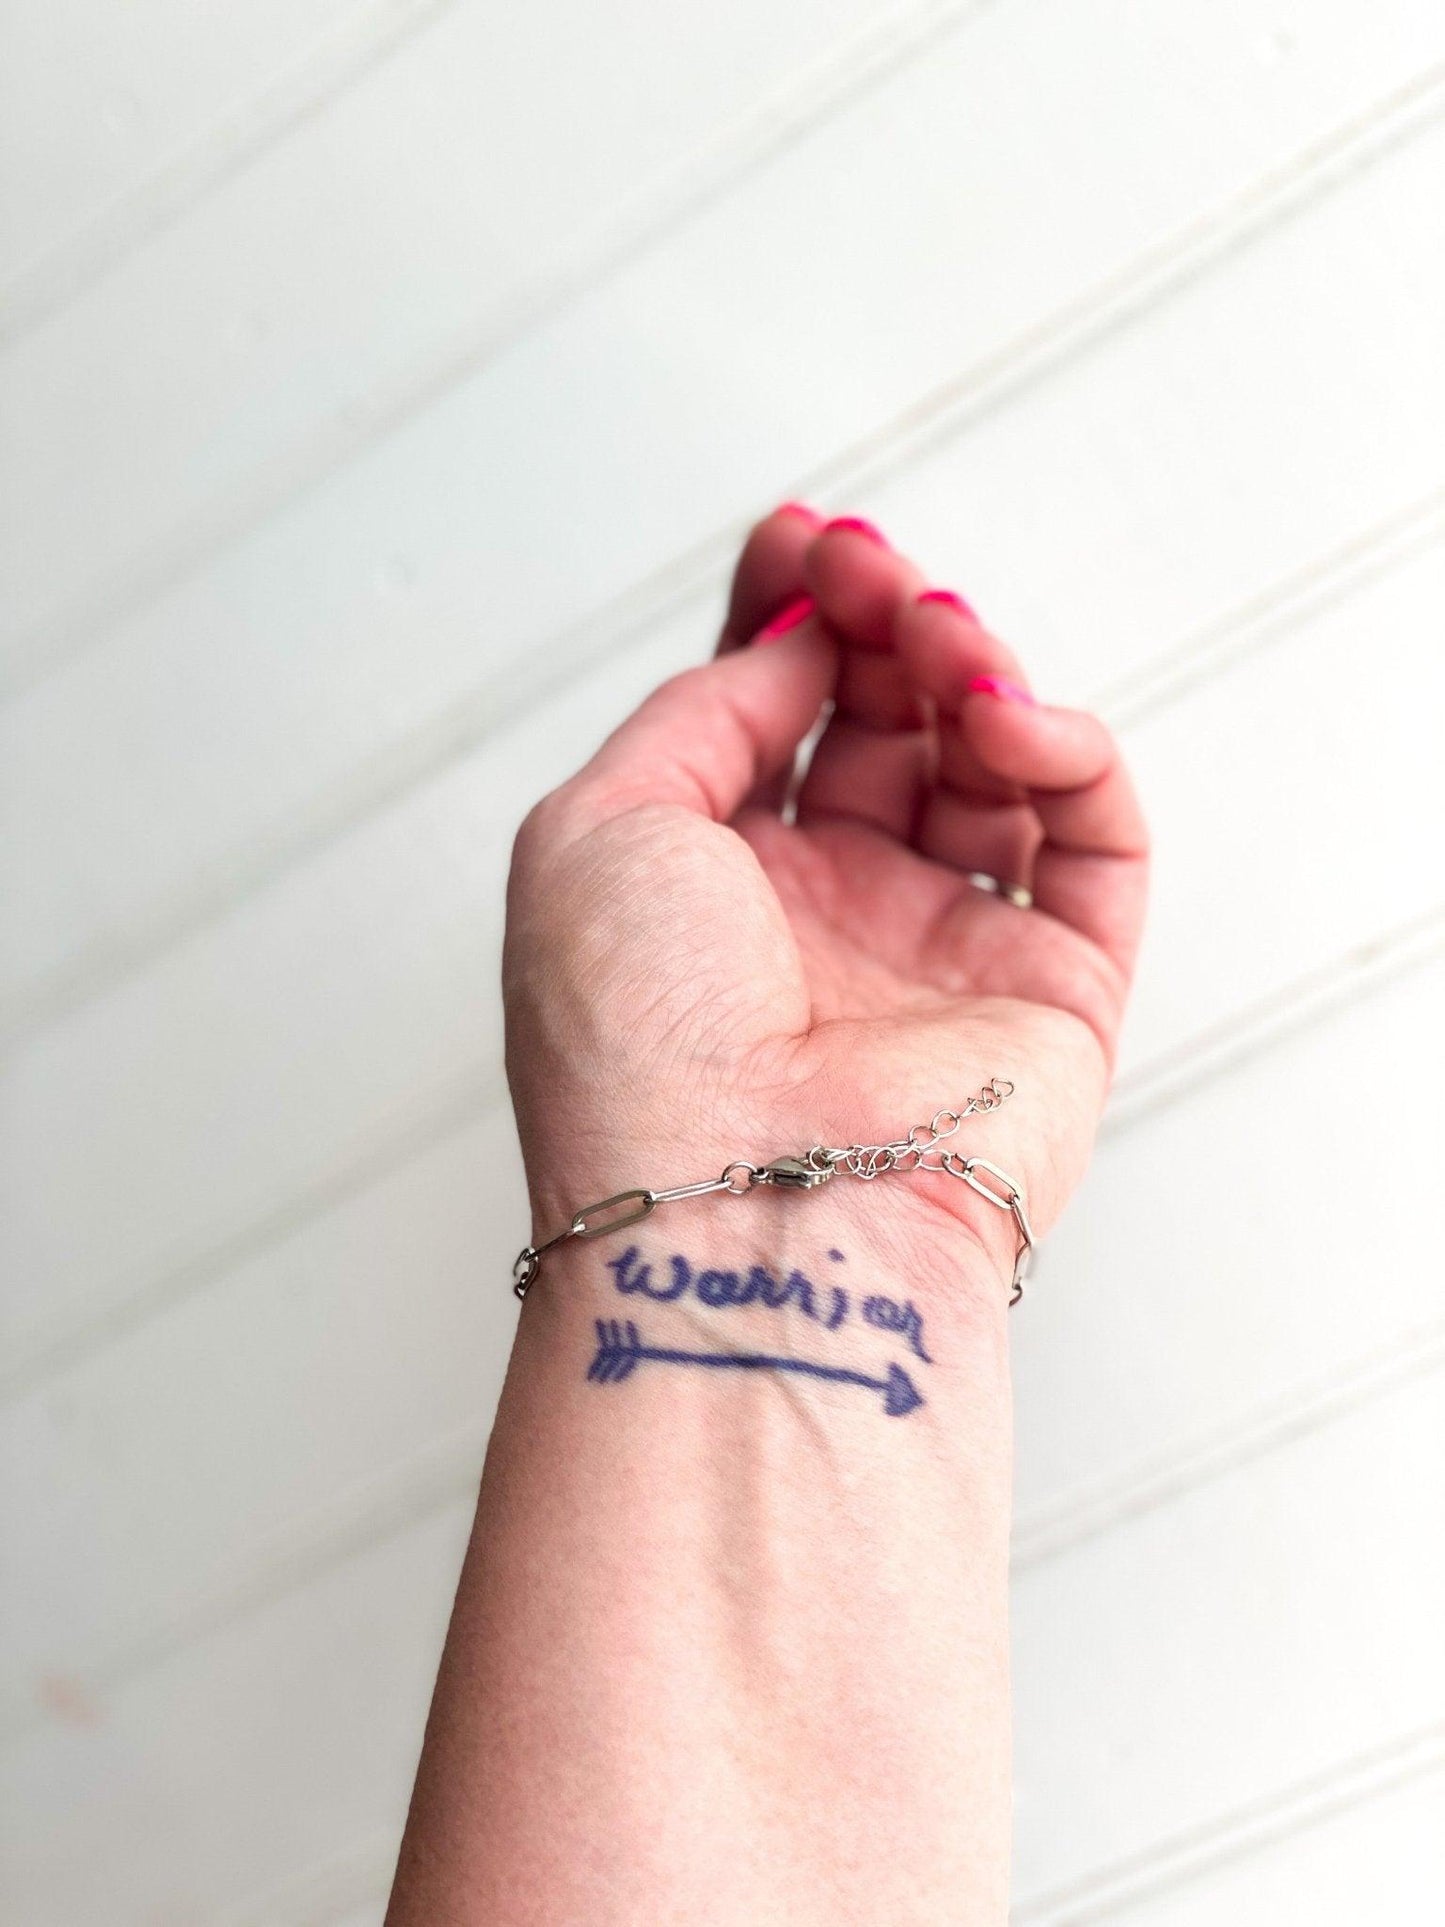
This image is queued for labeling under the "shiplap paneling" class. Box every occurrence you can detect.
[5,108,1444,1025]
[0,0,921,673]
[1115,542,1444,1087]
[4,0,1442,699]
[0,1107,517,1736]
[0,0,366,278]
[3,522,1440,1395]
[0,1501,471,1927]
[1063,1762,1445,1927]
[217,1831,399,1927]
[1012,954,1445,1553]
[1011,1368,1445,1902]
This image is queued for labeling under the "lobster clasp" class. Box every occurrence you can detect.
[759,1154,835,1190]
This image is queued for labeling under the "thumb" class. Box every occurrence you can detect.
[557,617,837,830]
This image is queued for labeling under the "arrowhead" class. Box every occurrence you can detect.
[882,1363,924,1417]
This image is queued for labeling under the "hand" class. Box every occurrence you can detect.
[503,508,1148,1297]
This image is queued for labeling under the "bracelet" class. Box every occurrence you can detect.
[511,1078,1034,1307]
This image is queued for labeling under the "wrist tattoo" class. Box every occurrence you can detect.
[587,1319,926,1418]
[589,1244,934,1418]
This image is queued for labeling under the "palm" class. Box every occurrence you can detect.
[548,800,1117,1237]
[742,810,1117,1038]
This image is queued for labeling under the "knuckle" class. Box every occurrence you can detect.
[511,786,578,868]
[654,661,711,707]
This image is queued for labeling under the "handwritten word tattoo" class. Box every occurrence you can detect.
[605,1246,849,1331]
[862,1295,933,1364]
[592,1247,936,1419]
[605,1246,933,1360]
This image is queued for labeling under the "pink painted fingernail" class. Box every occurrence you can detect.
[917,587,981,624]
[967,673,1037,706]
[757,593,816,641]
[823,515,889,548]
[776,500,824,526]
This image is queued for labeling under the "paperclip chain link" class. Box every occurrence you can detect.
[510,1078,1033,1305]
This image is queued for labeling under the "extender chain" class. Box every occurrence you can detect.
[511,1078,1034,1307]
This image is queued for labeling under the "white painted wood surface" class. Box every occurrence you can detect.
[1,2,1442,1920]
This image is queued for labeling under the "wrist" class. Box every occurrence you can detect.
[478,1135,1017,1927]
[518,1137,1019,1343]
[506,1036,1046,1326]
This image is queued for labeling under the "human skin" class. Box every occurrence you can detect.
[385,508,1149,1924]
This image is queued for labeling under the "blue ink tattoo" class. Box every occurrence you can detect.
[587,1320,925,1418]
[862,1294,933,1364]
[603,1249,690,1301]
[607,1245,851,1333]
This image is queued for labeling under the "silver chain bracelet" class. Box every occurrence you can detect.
[511,1078,1034,1307]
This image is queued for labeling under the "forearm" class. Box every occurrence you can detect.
[387,1175,1016,1925]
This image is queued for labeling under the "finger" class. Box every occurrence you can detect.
[919,784,1042,895]
[897,590,1031,805]
[563,620,838,827]
[960,687,1150,973]
[804,516,926,650]
[897,590,1043,886]
[834,648,929,729]
[794,517,933,835]
[717,501,825,655]
[794,717,933,840]
[732,588,831,815]
[797,647,935,837]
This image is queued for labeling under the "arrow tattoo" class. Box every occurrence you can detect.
[586,1319,925,1418]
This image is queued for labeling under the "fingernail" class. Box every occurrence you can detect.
[757,593,816,641]
[776,500,824,526]
[823,515,889,548]
[917,587,981,624]
[967,673,1037,706]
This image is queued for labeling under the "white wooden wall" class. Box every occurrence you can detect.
[2,1,1443,1919]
